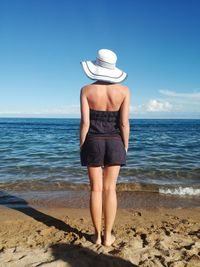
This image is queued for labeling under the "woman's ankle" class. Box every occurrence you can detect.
[103,234,116,246]
[91,234,102,245]
[95,230,101,238]
[104,231,112,240]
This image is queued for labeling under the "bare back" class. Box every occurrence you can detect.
[83,82,128,111]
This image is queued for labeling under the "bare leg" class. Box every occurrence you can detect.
[87,166,103,244]
[103,165,120,246]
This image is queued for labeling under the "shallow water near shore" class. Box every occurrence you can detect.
[0,118,200,203]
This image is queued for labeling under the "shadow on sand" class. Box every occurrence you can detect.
[49,243,136,267]
[0,190,89,240]
[0,191,136,266]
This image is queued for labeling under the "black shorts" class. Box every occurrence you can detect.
[80,135,126,167]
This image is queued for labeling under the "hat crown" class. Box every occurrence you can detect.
[81,48,127,83]
[97,49,117,65]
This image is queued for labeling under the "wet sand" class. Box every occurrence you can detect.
[1,189,200,209]
[0,190,200,266]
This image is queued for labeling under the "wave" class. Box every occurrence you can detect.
[0,166,200,180]
[1,180,200,197]
[159,186,200,196]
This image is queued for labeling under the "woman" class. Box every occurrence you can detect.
[80,49,130,246]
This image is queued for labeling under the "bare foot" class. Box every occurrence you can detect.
[103,235,116,247]
[91,234,102,245]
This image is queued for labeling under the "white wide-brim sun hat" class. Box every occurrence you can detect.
[81,49,127,83]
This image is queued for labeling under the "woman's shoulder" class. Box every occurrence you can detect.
[81,83,130,93]
[116,84,129,90]
[113,84,130,95]
[81,83,95,91]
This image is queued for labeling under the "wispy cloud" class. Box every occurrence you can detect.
[158,89,200,114]
[159,89,200,99]
[130,104,145,114]
[130,100,173,115]
[147,99,172,112]
[0,105,80,117]
[0,111,23,114]
[41,105,80,114]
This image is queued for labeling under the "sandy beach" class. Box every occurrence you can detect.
[0,190,200,267]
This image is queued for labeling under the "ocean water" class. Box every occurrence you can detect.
[0,118,200,197]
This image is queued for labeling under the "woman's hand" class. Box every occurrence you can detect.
[80,141,85,151]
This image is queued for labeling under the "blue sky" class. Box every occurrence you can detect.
[0,0,200,118]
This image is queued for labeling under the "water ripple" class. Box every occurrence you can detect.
[0,118,200,189]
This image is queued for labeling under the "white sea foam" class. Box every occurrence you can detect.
[159,187,200,196]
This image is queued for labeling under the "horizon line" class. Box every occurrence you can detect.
[0,116,199,120]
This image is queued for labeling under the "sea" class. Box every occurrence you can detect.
[0,118,200,202]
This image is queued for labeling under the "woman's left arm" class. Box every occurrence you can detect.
[79,87,90,149]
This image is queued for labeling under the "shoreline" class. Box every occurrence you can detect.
[1,189,200,209]
[1,180,200,194]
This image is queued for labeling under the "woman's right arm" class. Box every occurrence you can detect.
[80,87,90,149]
[119,87,130,153]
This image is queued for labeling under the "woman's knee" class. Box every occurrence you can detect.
[88,166,103,192]
[90,184,103,192]
[103,184,116,192]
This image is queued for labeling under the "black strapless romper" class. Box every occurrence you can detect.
[80,108,126,167]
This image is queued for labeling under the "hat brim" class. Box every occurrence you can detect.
[81,61,127,83]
